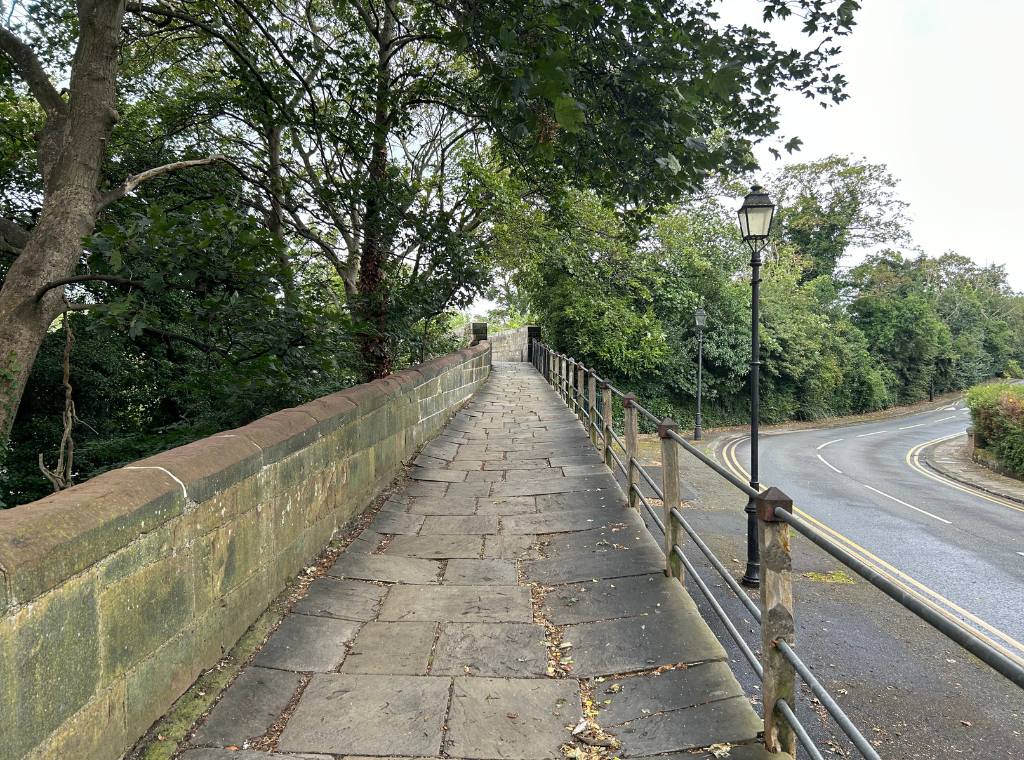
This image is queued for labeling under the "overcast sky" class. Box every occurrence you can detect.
[753,0,1023,290]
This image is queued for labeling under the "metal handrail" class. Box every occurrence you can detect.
[530,338,1024,758]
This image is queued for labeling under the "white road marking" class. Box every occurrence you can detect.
[856,430,888,438]
[899,423,925,430]
[862,484,952,524]
[816,454,843,474]
[817,438,843,450]
[1018,552,1024,558]
[934,416,956,423]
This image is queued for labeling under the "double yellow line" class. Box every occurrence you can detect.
[906,434,1024,515]
[719,435,1024,669]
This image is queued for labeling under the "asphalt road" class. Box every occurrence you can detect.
[723,401,1024,666]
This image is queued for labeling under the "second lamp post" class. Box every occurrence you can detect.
[694,307,706,440]
[737,184,776,588]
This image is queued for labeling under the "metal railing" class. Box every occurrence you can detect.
[531,340,1024,759]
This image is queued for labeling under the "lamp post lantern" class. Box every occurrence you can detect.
[737,184,776,588]
[694,307,706,440]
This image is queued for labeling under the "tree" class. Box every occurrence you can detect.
[770,155,910,281]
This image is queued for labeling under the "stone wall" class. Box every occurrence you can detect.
[0,343,491,760]
[488,326,539,362]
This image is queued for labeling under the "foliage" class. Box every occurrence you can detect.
[966,383,1024,478]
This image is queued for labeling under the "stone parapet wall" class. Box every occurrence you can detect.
[0,342,491,760]
[488,326,537,362]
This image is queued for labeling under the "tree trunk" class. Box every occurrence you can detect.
[354,0,396,380]
[0,0,126,444]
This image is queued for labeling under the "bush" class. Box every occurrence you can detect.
[965,382,1024,478]
[1003,359,1024,379]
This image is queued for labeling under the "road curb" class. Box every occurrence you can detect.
[921,438,1024,506]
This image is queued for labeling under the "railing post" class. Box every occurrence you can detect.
[658,418,684,583]
[577,363,587,422]
[623,393,640,509]
[600,381,613,467]
[756,487,797,756]
[588,372,598,445]
[567,357,576,413]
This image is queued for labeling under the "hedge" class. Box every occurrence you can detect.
[965,382,1024,479]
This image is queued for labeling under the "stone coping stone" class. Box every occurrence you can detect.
[192,666,302,747]
[613,696,763,756]
[420,515,498,535]
[293,577,387,621]
[543,573,701,625]
[252,614,361,672]
[442,559,517,585]
[385,535,483,559]
[380,585,532,623]
[566,615,725,677]
[431,623,547,677]
[135,432,261,504]
[341,622,436,675]
[0,467,184,603]
[230,408,320,465]
[446,677,580,760]
[595,662,744,725]
[328,553,441,584]
[277,674,451,756]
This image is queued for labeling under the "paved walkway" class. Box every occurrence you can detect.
[180,363,779,760]
[926,433,1024,505]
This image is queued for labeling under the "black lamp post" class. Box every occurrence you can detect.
[694,307,706,440]
[737,184,776,588]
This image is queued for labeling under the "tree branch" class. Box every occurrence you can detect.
[0,24,65,116]
[97,154,227,209]
[36,275,147,301]
[0,216,29,255]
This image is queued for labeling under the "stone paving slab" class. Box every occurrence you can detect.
[446,677,580,759]
[420,515,498,535]
[535,490,620,511]
[252,614,360,672]
[523,545,665,584]
[595,661,744,725]
[543,573,702,625]
[408,496,478,515]
[341,622,435,674]
[613,696,764,756]
[482,533,541,560]
[386,534,484,558]
[412,467,468,483]
[492,474,617,497]
[293,577,387,621]
[277,674,451,756]
[192,666,302,746]
[566,615,726,676]
[432,623,547,677]
[476,495,538,514]
[371,511,426,534]
[181,750,330,760]
[328,553,441,584]
[504,508,616,534]
[380,585,532,623]
[443,558,517,585]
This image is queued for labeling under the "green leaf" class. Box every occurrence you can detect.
[554,95,585,132]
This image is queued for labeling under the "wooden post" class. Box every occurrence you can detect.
[562,356,569,404]
[658,418,684,583]
[757,487,797,756]
[601,382,613,468]
[588,373,598,445]
[623,393,640,509]
[577,364,587,422]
